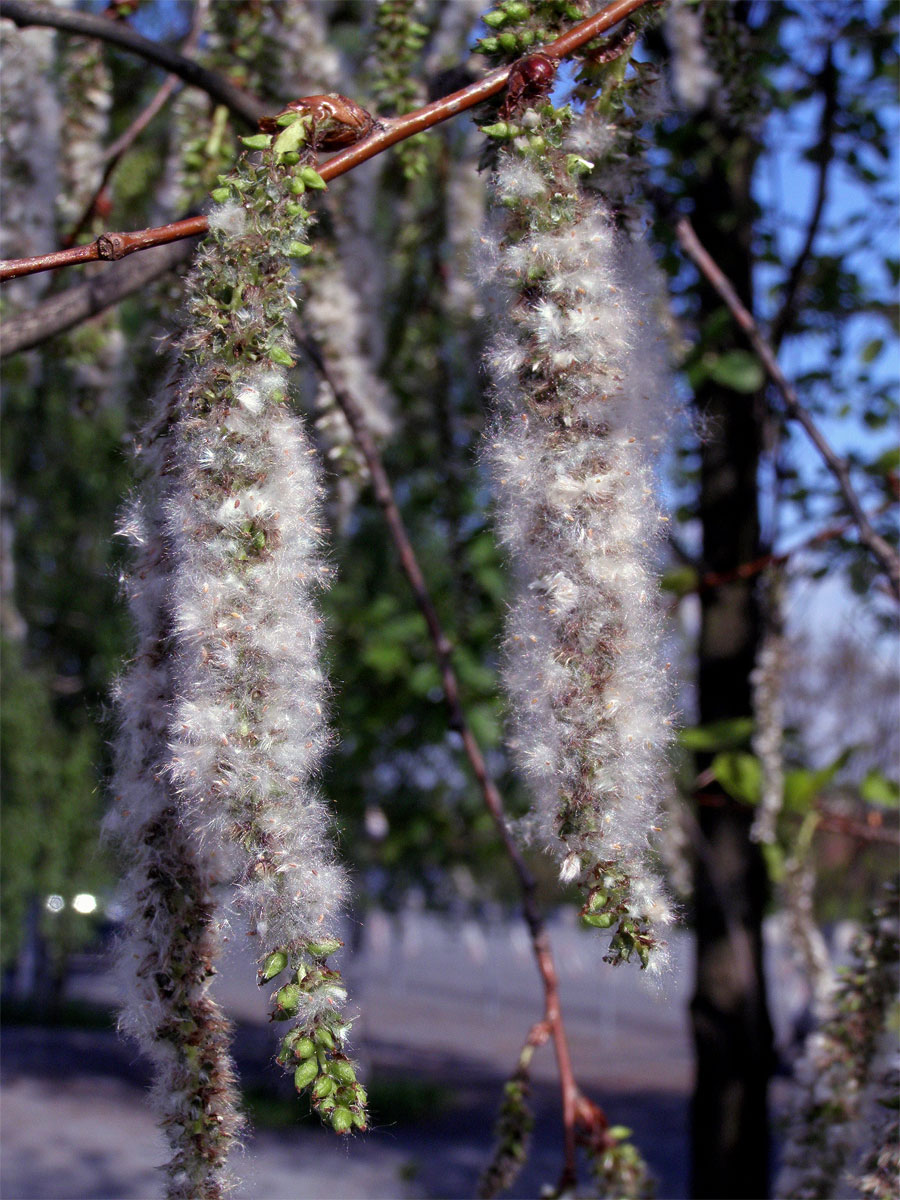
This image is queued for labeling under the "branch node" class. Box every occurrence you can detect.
[97,233,127,261]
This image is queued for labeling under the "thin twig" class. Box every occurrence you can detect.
[675,215,900,601]
[0,0,651,282]
[297,328,582,1187]
[0,0,265,125]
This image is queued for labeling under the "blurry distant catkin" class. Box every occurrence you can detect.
[481,96,675,970]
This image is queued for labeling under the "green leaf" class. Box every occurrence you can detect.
[706,350,765,394]
[273,120,309,156]
[782,750,853,813]
[860,769,900,808]
[679,718,755,752]
[710,752,762,804]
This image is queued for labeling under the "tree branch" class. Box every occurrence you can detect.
[0,0,651,283]
[62,0,206,249]
[296,326,582,1187]
[675,214,900,601]
[769,45,838,352]
[0,238,197,357]
[0,0,265,126]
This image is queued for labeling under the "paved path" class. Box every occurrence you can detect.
[2,912,694,1199]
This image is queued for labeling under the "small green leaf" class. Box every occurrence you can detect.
[710,751,762,805]
[678,718,755,752]
[860,769,900,808]
[240,133,272,150]
[706,350,765,394]
[273,119,309,156]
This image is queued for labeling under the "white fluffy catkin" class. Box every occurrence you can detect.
[108,130,367,1195]
[483,114,675,970]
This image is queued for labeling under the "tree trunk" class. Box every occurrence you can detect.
[688,123,776,1199]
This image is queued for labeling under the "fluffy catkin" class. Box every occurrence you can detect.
[108,128,366,1193]
[483,108,674,969]
[106,398,242,1199]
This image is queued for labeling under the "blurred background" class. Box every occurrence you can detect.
[1,1,898,1198]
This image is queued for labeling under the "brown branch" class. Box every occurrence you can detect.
[63,5,204,254]
[769,45,837,352]
[692,503,893,594]
[0,238,197,357]
[0,0,265,126]
[0,0,650,283]
[675,214,900,601]
[297,328,581,1188]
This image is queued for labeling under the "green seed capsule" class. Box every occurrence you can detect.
[314,1026,336,1051]
[305,937,342,958]
[210,186,231,204]
[269,345,295,368]
[331,1106,353,1134]
[582,912,614,928]
[286,241,312,259]
[293,1036,316,1059]
[274,982,302,1014]
[240,133,272,150]
[330,1059,356,1085]
[260,950,289,984]
[588,891,608,913]
[293,1057,319,1091]
[298,167,327,191]
[312,1074,335,1101]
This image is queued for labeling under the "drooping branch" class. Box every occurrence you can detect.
[0,0,265,126]
[296,326,582,1186]
[675,214,900,601]
[0,0,652,283]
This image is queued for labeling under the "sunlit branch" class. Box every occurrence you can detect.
[0,0,651,283]
[675,214,900,602]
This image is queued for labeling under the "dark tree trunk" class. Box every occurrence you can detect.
[687,116,776,1200]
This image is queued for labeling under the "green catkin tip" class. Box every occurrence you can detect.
[294,1057,319,1091]
[331,1106,354,1134]
[259,949,289,983]
[240,133,272,149]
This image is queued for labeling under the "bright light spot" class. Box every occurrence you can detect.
[72,893,97,915]
[45,894,65,913]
